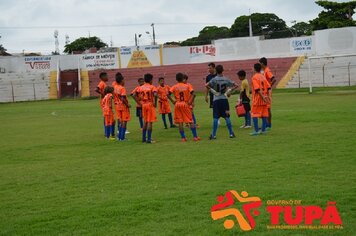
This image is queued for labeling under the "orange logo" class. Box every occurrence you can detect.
[211,190,262,231]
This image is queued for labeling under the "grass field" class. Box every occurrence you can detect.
[0,87,356,235]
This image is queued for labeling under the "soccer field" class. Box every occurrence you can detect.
[0,87,355,235]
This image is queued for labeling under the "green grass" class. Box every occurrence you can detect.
[0,88,355,235]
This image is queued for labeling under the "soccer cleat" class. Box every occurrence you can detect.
[109,137,116,141]
[170,125,177,128]
[193,137,201,142]
[181,137,188,142]
[209,134,216,140]
[146,140,156,144]
[260,131,267,135]
[164,126,168,129]
[239,125,246,128]
[125,130,130,134]
[230,133,236,138]
[244,125,252,129]
[265,127,271,131]
[250,131,260,136]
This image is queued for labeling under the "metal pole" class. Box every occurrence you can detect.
[308,57,312,93]
[298,69,300,88]
[322,63,325,87]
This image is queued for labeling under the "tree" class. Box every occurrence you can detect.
[64,36,107,54]
[230,13,292,39]
[0,44,7,53]
[310,1,356,30]
[290,22,313,36]
[180,26,230,46]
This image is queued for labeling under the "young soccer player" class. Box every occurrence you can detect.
[95,72,108,135]
[250,63,271,136]
[113,72,131,141]
[157,77,175,129]
[237,70,251,128]
[130,78,144,129]
[206,65,238,140]
[183,74,198,128]
[259,57,275,129]
[101,86,115,140]
[205,62,216,108]
[168,73,200,142]
[132,73,157,144]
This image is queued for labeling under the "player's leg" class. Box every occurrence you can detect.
[250,105,260,136]
[168,113,175,128]
[162,113,168,129]
[267,107,272,129]
[210,100,219,139]
[147,122,153,143]
[261,106,269,134]
[179,123,187,141]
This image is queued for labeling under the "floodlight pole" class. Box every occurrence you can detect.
[151,23,156,45]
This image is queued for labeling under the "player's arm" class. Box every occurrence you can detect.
[153,91,158,108]
[121,95,131,108]
[167,92,176,105]
[256,89,268,103]
[131,92,140,105]
[206,83,219,96]
[189,91,196,105]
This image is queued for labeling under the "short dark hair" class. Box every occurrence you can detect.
[158,77,165,81]
[215,65,224,74]
[115,72,124,83]
[208,62,215,68]
[144,73,153,83]
[183,74,188,80]
[237,70,246,77]
[104,86,114,94]
[138,78,144,82]
[176,72,184,82]
[259,57,268,66]
[99,72,107,79]
[254,63,262,72]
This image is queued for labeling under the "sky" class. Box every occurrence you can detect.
[0,0,350,54]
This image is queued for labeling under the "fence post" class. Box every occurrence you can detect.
[11,81,15,102]
[33,83,36,101]
[348,62,351,86]
[298,69,300,88]
[322,63,325,87]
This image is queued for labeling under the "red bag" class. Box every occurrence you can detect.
[236,102,246,117]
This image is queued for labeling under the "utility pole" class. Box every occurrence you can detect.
[151,23,156,45]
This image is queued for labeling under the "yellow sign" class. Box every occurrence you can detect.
[127,50,152,68]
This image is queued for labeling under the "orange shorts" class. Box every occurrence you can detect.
[142,103,157,123]
[158,100,171,114]
[174,102,193,124]
[251,105,268,118]
[104,113,115,126]
[116,107,131,122]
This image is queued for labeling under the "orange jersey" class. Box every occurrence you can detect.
[264,66,274,86]
[131,86,143,108]
[169,83,193,104]
[157,85,170,102]
[136,83,157,105]
[97,81,107,97]
[252,73,270,106]
[113,83,128,110]
[101,93,114,116]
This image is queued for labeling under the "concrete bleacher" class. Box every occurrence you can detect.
[287,55,356,88]
[0,72,50,102]
[88,57,297,95]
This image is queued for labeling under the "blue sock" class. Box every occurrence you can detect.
[246,112,251,126]
[110,124,115,136]
[190,127,198,138]
[225,117,233,135]
[103,117,106,136]
[142,129,147,142]
[267,122,272,128]
[105,126,110,138]
[262,118,267,132]
[147,130,152,141]
[253,117,259,133]
[162,114,167,128]
[179,130,186,139]
[168,113,173,126]
[192,112,197,125]
[117,121,120,132]
[121,128,126,140]
[139,117,143,129]
[212,118,219,137]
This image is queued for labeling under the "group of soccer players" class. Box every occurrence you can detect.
[95,57,275,143]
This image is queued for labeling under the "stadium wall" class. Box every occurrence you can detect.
[0,27,355,102]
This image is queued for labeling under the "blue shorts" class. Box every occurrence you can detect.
[213,99,230,119]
